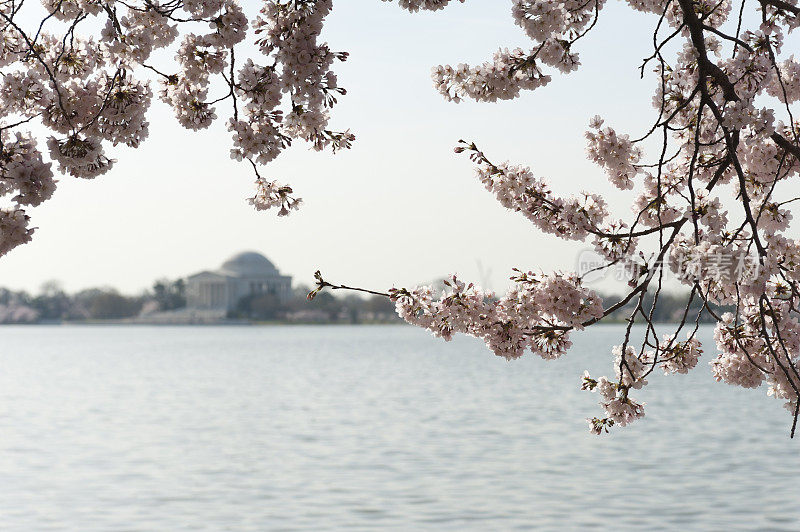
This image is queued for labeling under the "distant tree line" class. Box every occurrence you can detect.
[0,279,186,322]
[0,279,398,324]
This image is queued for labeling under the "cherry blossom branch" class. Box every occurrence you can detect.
[308,271,391,301]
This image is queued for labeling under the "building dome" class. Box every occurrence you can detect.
[219,251,279,277]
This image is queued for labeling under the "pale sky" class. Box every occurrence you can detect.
[2,0,791,295]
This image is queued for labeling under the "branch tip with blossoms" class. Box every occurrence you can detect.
[247,175,302,216]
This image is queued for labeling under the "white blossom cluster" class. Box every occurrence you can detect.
[712,303,800,414]
[585,116,641,190]
[585,346,648,429]
[382,0,463,13]
[246,0,353,157]
[0,208,33,258]
[457,141,638,264]
[473,158,608,241]
[0,131,54,257]
[582,334,702,432]
[390,272,603,361]
[430,0,602,103]
[247,178,302,216]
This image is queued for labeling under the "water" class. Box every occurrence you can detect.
[0,324,797,531]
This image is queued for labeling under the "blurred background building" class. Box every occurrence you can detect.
[186,251,293,312]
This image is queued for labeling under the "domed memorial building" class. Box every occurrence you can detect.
[186,251,292,311]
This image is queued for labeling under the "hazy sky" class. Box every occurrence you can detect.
[3,0,789,295]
